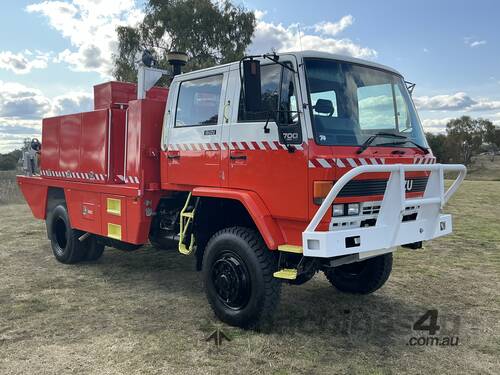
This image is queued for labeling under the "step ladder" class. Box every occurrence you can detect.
[272,244,303,280]
[178,193,198,255]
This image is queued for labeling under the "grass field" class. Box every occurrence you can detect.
[0,179,499,374]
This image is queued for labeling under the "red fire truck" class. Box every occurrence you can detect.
[17,51,466,328]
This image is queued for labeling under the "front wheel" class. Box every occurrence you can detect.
[202,227,281,329]
[323,252,393,294]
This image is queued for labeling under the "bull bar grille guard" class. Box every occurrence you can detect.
[303,163,467,258]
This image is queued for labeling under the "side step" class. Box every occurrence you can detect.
[273,244,302,280]
[273,268,298,280]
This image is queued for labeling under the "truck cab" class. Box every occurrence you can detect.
[17,51,466,329]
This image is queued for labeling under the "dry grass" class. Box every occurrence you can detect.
[0,171,23,204]
[467,154,500,181]
[0,180,499,374]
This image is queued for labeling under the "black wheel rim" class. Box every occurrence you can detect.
[53,217,68,254]
[211,251,251,310]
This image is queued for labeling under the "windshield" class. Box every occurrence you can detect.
[304,58,428,148]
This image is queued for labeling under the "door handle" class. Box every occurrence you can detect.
[167,151,180,160]
[230,154,247,160]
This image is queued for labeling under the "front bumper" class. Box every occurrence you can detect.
[302,163,466,258]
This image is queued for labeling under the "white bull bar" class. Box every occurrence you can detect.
[303,163,467,258]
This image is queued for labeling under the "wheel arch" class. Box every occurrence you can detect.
[192,187,285,251]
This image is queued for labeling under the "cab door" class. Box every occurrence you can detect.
[164,67,229,187]
[224,61,309,221]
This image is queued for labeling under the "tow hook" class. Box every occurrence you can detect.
[402,241,423,250]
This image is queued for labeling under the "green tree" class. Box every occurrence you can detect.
[0,149,22,171]
[113,0,256,82]
[425,133,449,163]
[445,116,492,165]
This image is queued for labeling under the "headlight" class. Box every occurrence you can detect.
[333,204,344,217]
[347,203,360,216]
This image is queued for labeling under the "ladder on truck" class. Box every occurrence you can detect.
[178,193,199,255]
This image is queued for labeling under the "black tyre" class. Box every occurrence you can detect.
[83,237,105,261]
[323,253,393,294]
[48,204,86,264]
[202,227,281,329]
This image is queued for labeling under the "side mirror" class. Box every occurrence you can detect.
[242,59,262,113]
[313,99,334,116]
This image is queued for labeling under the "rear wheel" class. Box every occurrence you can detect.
[323,253,393,294]
[202,227,281,329]
[48,205,86,264]
[83,237,105,261]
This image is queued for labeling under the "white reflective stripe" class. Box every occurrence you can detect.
[308,160,315,168]
[228,143,236,150]
[246,142,255,150]
[236,142,244,150]
[369,158,378,165]
[336,159,346,168]
[347,158,357,168]
[318,158,332,168]
[267,141,277,150]
[134,176,139,183]
[295,144,304,151]
[359,158,368,165]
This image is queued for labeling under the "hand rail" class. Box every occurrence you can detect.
[305,163,466,233]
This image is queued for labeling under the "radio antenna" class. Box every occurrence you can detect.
[297,23,304,52]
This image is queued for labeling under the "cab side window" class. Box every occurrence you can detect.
[175,75,223,127]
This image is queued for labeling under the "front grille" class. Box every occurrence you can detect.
[338,176,428,197]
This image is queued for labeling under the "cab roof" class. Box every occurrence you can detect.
[177,50,402,79]
[289,50,402,76]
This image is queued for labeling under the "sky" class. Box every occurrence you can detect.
[0,0,499,153]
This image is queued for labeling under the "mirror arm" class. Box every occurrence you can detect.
[262,53,296,73]
[264,111,271,134]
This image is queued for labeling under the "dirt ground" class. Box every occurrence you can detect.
[0,180,499,375]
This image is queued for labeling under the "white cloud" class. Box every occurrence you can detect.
[414,92,500,112]
[464,37,487,48]
[0,80,95,151]
[26,0,144,77]
[0,50,50,74]
[414,92,476,111]
[250,16,376,59]
[52,92,93,115]
[314,15,354,36]
[470,40,486,47]
[0,82,51,119]
[421,118,453,133]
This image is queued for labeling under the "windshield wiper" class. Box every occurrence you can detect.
[356,132,406,154]
[376,140,430,154]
